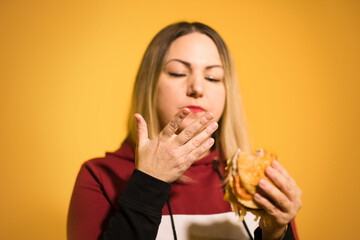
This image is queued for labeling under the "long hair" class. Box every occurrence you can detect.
[127,22,251,160]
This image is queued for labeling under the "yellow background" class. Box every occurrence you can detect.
[1,1,359,239]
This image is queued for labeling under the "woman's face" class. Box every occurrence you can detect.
[156,32,226,131]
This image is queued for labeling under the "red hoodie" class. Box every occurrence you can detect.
[67,139,298,240]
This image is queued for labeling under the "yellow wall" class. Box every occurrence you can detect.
[1,1,359,239]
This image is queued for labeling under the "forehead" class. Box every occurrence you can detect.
[165,32,222,66]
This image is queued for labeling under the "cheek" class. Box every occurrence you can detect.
[156,79,180,127]
[210,85,226,121]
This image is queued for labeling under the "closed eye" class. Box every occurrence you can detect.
[205,77,221,82]
[169,72,186,77]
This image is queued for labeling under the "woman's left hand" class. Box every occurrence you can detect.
[253,160,302,240]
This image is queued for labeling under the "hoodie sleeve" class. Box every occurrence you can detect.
[102,169,171,240]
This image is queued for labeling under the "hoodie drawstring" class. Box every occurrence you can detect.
[213,159,254,240]
[166,159,254,240]
[167,198,177,240]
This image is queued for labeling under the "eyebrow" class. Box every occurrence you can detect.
[165,59,223,69]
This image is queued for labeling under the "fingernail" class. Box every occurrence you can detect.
[205,112,213,120]
[265,167,274,176]
[272,160,280,168]
[134,114,140,122]
[182,108,190,116]
[211,122,218,130]
[259,179,267,188]
[254,193,261,200]
[207,138,215,146]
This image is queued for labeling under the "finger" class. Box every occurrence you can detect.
[253,192,281,217]
[161,108,190,138]
[134,113,149,147]
[265,165,298,201]
[176,112,214,145]
[271,161,302,207]
[186,138,215,164]
[183,121,218,151]
[271,160,291,180]
[257,179,291,212]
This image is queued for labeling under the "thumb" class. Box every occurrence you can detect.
[134,113,149,147]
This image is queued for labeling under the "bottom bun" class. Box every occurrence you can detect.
[238,198,259,210]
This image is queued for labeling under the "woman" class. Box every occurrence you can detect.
[67,22,302,240]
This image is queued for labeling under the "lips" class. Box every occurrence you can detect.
[186,105,205,113]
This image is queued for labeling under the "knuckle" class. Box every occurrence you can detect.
[290,178,298,188]
[278,199,286,208]
[201,143,210,153]
[289,208,298,219]
[298,200,303,209]
[268,206,277,216]
[184,128,193,138]
[298,189,303,197]
[192,139,201,148]
[165,147,176,158]
[168,120,179,131]
[199,117,208,125]
[190,148,202,159]
[280,214,289,225]
[188,151,196,160]
[182,156,193,168]
[283,181,291,193]
[283,168,290,177]
[196,148,203,157]
[205,125,214,134]
[176,161,185,170]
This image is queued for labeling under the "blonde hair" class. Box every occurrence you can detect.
[127,22,251,160]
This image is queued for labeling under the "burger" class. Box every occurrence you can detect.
[224,148,278,221]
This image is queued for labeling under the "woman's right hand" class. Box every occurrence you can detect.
[134,108,218,183]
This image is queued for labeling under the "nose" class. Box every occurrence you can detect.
[186,73,204,98]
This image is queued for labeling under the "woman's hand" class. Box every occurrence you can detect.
[134,108,218,183]
[253,160,302,240]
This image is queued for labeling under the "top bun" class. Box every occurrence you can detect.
[224,148,278,220]
[238,149,275,195]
